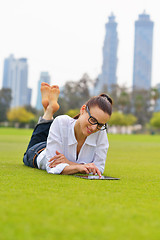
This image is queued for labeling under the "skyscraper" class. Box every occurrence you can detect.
[133,11,154,90]
[95,13,118,94]
[36,72,51,110]
[2,54,31,107]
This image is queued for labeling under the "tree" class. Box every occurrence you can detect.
[54,97,69,117]
[118,86,132,114]
[24,105,38,115]
[107,84,131,113]
[109,112,125,126]
[150,87,160,111]
[109,112,137,126]
[150,112,160,129]
[150,87,160,102]
[0,88,12,122]
[63,74,92,110]
[7,107,35,124]
[108,84,119,112]
[131,89,152,125]
[123,114,137,126]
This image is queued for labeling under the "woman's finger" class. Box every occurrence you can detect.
[56,150,61,155]
[84,167,89,174]
[48,156,57,162]
[49,157,66,167]
[95,168,101,177]
[92,168,96,175]
[49,154,63,162]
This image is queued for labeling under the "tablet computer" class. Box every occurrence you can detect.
[74,175,120,180]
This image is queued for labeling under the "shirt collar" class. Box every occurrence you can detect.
[85,132,97,146]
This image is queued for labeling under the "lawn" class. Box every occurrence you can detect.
[0,128,160,240]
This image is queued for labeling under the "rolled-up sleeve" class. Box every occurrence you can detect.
[46,163,69,174]
[92,131,109,174]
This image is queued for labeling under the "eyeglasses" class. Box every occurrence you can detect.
[86,106,108,131]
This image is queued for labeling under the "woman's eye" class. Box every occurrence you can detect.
[90,117,97,124]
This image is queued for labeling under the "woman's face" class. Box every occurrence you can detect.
[79,105,110,137]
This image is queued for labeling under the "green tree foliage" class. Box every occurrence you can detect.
[132,89,152,125]
[124,114,137,126]
[65,109,80,118]
[52,74,159,127]
[109,112,137,126]
[63,74,91,110]
[0,88,12,122]
[150,88,160,102]
[150,112,160,129]
[101,84,132,114]
[7,107,35,123]
[24,105,38,115]
[150,88,160,111]
[118,87,131,113]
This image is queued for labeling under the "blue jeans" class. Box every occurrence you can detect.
[23,121,52,168]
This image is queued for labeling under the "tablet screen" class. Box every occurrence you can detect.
[74,175,120,180]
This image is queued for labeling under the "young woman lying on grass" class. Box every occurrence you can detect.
[23,82,113,177]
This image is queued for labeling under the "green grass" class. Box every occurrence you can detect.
[0,128,160,240]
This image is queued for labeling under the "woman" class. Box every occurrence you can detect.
[23,82,113,177]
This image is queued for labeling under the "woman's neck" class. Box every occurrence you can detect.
[74,120,86,143]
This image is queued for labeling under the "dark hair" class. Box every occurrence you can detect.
[73,93,113,119]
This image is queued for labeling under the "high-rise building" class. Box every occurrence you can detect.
[95,13,118,94]
[36,72,51,110]
[2,54,31,107]
[133,11,154,90]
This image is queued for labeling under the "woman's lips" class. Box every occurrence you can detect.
[87,127,92,134]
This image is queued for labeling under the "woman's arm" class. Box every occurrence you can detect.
[61,163,102,177]
[48,151,101,177]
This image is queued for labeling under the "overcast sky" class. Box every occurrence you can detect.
[0,0,159,105]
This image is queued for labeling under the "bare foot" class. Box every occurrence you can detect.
[49,85,60,113]
[43,85,60,120]
[41,82,50,110]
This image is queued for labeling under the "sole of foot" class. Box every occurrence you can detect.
[48,85,60,113]
[41,82,51,110]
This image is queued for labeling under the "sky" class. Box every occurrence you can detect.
[0,0,160,106]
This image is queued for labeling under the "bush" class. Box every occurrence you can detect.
[150,112,160,129]
[109,112,137,126]
[65,109,80,118]
[7,107,35,124]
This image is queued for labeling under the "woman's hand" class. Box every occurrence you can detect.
[48,151,71,168]
[78,163,102,177]
[48,152,102,177]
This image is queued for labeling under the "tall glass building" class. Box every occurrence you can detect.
[95,13,118,94]
[2,54,32,107]
[36,72,51,110]
[133,12,154,90]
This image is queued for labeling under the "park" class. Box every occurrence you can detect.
[0,127,160,240]
[0,2,160,238]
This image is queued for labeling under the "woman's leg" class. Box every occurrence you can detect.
[23,82,60,168]
[25,121,52,152]
[26,83,60,150]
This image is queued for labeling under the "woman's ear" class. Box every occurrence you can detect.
[80,105,86,115]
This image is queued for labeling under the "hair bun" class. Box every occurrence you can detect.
[99,93,113,105]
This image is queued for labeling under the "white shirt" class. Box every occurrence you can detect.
[37,115,109,174]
